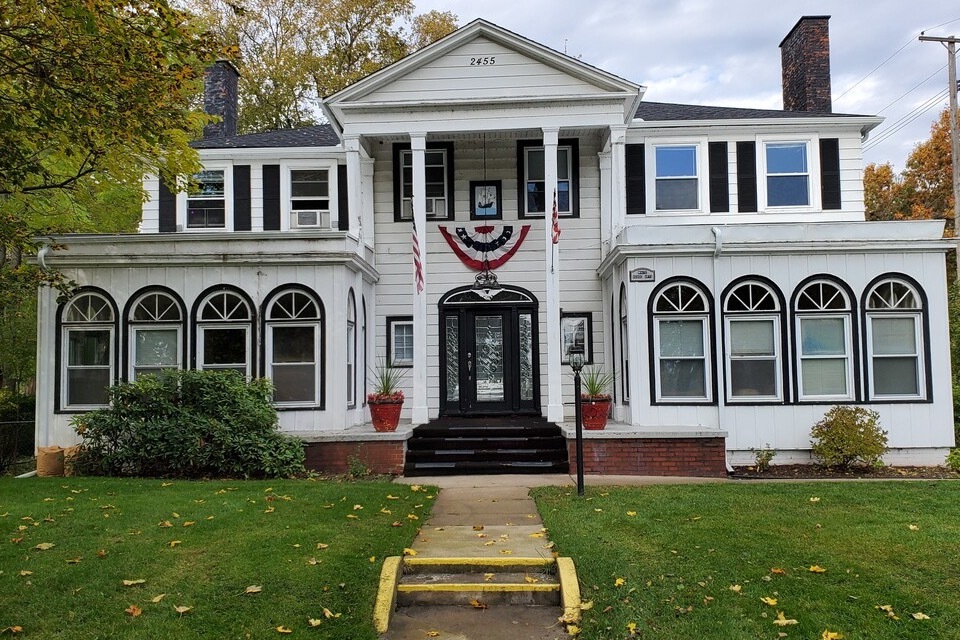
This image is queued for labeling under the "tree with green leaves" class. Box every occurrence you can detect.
[194,0,457,133]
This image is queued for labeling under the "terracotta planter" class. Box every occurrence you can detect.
[369,401,403,432]
[581,398,611,430]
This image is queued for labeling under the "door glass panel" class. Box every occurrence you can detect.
[519,313,533,401]
[474,315,504,402]
[445,316,459,402]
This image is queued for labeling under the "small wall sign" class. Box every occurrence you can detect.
[629,268,656,283]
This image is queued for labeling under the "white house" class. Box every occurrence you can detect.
[34,17,955,476]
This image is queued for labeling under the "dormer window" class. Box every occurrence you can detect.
[187,170,226,228]
[290,169,330,229]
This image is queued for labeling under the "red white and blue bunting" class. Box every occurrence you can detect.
[438,224,531,271]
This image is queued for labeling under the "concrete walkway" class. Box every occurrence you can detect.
[381,474,723,639]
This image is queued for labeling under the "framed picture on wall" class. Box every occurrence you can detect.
[470,180,502,220]
[561,312,593,364]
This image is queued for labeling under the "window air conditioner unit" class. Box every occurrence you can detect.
[292,210,328,228]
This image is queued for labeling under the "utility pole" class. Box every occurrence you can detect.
[919,34,960,281]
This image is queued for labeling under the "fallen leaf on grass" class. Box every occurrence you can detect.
[245,585,263,595]
[761,597,778,606]
[875,604,899,620]
[770,568,786,575]
[316,543,329,550]
[626,511,637,517]
[566,624,580,635]
[380,508,392,515]
[406,514,419,520]
[809,565,827,573]
[151,594,166,603]
[307,558,320,565]
[122,579,146,586]
[821,631,844,640]
[580,600,593,611]
[307,618,322,627]
[369,556,377,563]
[911,612,930,620]
[345,514,358,519]
[275,626,292,634]
[168,540,182,548]
[182,521,195,527]
[728,584,742,593]
[158,521,173,528]
[615,578,626,587]
[773,611,799,626]
[322,607,341,619]
[810,497,821,503]
[18,571,32,577]
[2,626,23,634]
[627,621,637,635]
[908,524,919,531]
[173,606,192,615]
[34,543,55,551]
[125,605,142,617]
[386,495,399,500]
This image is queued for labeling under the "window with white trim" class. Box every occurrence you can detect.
[187,169,226,228]
[197,290,252,377]
[266,289,322,405]
[289,169,330,229]
[764,141,810,207]
[865,279,925,399]
[347,291,356,408]
[399,148,450,220]
[654,145,699,210]
[61,291,115,408]
[388,317,414,367]
[128,291,183,379]
[522,145,574,216]
[723,282,782,401]
[652,281,711,402]
[794,280,853,400]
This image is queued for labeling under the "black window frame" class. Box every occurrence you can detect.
[517,138,580,219]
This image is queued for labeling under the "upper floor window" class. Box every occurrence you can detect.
[794,279,853,401]
[290,169,330,229]
[265,288,323,406]
[865,278,925,400]
[393,142,454,221]
[765,142,810,207]
[127,290,184,380]
[655,145,699,210]
[196,288,253,377]
[187,169,226,228]
[723,281,783,401]
[61,291,116,409]
[518,139,579,218]
[651,280,712,403]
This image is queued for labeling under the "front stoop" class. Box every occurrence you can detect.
[374,556,582,636]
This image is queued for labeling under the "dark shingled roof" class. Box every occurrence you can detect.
[634,101,871,121]
[191,124,340,149]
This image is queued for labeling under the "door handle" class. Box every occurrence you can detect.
[467,352,472,381]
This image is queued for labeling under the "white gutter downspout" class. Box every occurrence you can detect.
[710,227,733,474]
[37,243,51,271]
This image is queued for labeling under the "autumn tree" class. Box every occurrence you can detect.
[193,0,458,133]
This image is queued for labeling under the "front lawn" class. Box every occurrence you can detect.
[1,477,433,639]
[534,481,960,640]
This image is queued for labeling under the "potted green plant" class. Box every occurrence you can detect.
[580,365,615,430]
[367,358,406,432]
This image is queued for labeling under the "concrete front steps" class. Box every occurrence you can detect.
[375,556,581,637]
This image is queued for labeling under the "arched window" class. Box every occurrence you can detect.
[865,277,925,399]
[362,296,368,403]
[264,287,323,406]
[619,284,629,402]
[127,289,184,379]
[793,279,854,400]
[651,280,712,402]
[196,288,254,377]
[723,280,783,401]
[60,290,116,408]
[347,290,356,408]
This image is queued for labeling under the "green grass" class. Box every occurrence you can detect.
[0,477,434,639]
[534,482,960,640]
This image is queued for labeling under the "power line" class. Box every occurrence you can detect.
[863,88,948,153]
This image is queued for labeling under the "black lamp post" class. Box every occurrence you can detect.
[568,345,585,496]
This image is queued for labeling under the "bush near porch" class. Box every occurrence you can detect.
[0,477,434,639]
[534,482,959,640]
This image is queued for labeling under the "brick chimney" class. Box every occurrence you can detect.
[203,60,240,139]
[779,16,832,113]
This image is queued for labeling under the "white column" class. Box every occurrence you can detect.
[599,149,612,255]
[410,133,429,425]
[343,135,362,237]
[542,128,563,423]
[361,158,375,249]
[609,125,627,247]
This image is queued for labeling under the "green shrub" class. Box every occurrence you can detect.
[946,449,960,473]
[810,406,888,469]
[750,444,777,472]
[71,370,304,479]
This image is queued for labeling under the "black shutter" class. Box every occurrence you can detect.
[708,142,729,213]
[625,143,645,215]
[820,138,842,210]
[262,164,280,231]
[338,164,349,231]
[233,165,251,231]
[736,141,758,213]
[158,178,176,232]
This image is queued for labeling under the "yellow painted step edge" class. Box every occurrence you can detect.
[403,556,555,568]
[397,582,559,593]
[556,557,583,624]
[373,556,402,635]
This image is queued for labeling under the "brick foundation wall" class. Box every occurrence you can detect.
[568,437,727,477]
[303,441,405,475]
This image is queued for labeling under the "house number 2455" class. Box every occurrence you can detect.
[469,56,496,66]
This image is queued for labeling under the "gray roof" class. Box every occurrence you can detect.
[191,125,340,149]
[634,101,870,121]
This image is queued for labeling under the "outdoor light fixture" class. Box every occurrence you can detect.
[568,345,585,496]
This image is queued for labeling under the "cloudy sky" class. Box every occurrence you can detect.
[415,0,959,169]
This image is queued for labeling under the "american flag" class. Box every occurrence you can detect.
[412,214,424,294]
[551,189,561,244]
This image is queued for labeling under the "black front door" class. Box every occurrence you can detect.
[440,289,539,415]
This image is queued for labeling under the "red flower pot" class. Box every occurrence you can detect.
[369,401,403,432]
[581,398,611,430]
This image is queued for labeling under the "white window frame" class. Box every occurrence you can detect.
[196,290,253,378]
[346,292,356,408]
[644,138,708,214]
[400,148,450,220]
[725,316,782,402]
[178,161,234,231]
[265,290,322,407]
[653,316,711,403]
[127,291,183,380]
[61,292,115,410]
[280,159,338,231]
[757,135,820,212]
[389,318,414,367]
[865,280,925,401]
[522,144,574,216]
[793,280,853,402]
